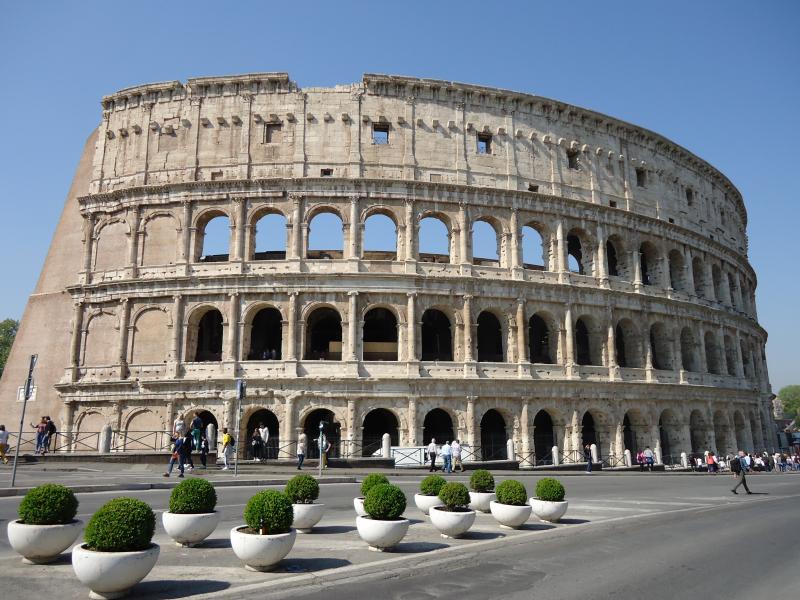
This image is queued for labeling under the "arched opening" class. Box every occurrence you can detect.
[704,331,721,374]
[668,250,686,291]
[640,242,660,286]
[623,413,636,453]
[363,213,397,260]
[649,323,672,370]
[727,273,740,310]
[522,225,546,270]
[303,408,341,459]
[476,311,504,362]
[194,309,223,362]
[421,309,453,361]
[740,341,753,378]
[529,314,553,364]
[307,211,344,259]
[749,414,761,451]
[606,240,619,277]
[575,317,599,366]
[567,233,584,274]
[196,410,218,434]
[690,410,706,454]
[582,412,598,455]
[253,213,287,260]
[248,307,282,360]
[362,308,398,361]
[245,409,279,460]
[606,235,629,279]
[713,411,731,455]
[615,319,642,368]
[419,216,450,263]
[711,264,723,302]
[198,214,230,262]
[422,408,454,445]
[733,412,747,451]
[362,409,399,456]
[533,410,555,465]
[472,220,500,266]
[480,409,508,460]
[304,307,342,360]
[724,334,736,376]
[692,256,705,297]
[659,409,681,461]
[680,327,698,372]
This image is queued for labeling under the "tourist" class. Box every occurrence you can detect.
[322,438,332,469]
[427,438,438,472]
[643,446,655,471]
[173,414,186,437]
[584,444,593,473]
[636,449,645,471]
[221,427,234,470]
[258,422,269,460]
[46,416,57,452]
[31,417,48,455]
[296,437,306,470]
[441,440,452,473]
[182,431,195,471]
[706,451,718,474]
[451,439,463,472]
[730,450,752,495]
[199,434,209,469]
[190,413,203,450]
[695,456,704,471]
[250,429,263,462]
[164,433,189,478]
[0,424,9,464]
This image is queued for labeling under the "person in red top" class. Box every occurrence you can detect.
[706,451,718,474]
[30,417,48,455]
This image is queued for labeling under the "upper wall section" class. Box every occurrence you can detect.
[93,72,749,255]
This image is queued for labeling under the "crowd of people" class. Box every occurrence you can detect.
[425,438,465,473]
[695,450,800,473]
[30,416,57,454]
[163,412,214,478]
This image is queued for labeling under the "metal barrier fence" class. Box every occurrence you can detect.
[112,430,171,453]
[600,454,628,468]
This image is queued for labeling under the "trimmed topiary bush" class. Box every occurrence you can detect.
[243,490,294,535]
[168,478,217,514]
[285,474,320,504]
[496,480,527,506]
[18,484,78,525]
[438,482,471,510]
[535,477,566,502]
[363,484,406,520]
[420,474,446,496]
[469,469,495,493]
[360,473,389,497]
[84,498,155,552]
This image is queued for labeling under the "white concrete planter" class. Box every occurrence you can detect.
[529,498,569,523]
[353,497,367,517]
[468,491,496,513]
[292,503,325,533]
[429,506,476,538]
[356,516,410,551]
[7,519,83,564]
[489,501,532,529]
[414,493,444,515]
[161,511,220,547]
[72,543,159,599]
[230,526,296,571]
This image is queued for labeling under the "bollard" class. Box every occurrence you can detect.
[382,433,391,458]
[99,425,112,454]
[590,443,598,463]
[506,439,515,462]
[681,452,688,469]
[624,449,632,467]
[552,445,560,466]
[655,446,663,465]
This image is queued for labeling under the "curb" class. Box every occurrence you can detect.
[0,477,357,498]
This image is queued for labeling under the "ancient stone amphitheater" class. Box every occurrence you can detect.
[0,72,775,464]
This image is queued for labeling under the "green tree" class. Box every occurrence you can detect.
[0,319,19,378]
[777,385,800,419]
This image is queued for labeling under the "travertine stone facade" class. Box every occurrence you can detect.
[0,73,774,462]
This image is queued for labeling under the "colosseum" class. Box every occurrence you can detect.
[0,72,775,465]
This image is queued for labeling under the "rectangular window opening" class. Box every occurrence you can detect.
[567,149,580,170]
[320,168,333,177]
[635,168,646,187]
[528,183,539,193]
[685,188,694,205]
[609,200,618,208]
[477,133,492,154]
[668,217,675,224]
[372,123,389,145]
[265,123,282,143]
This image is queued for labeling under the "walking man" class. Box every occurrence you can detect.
[258,422,269,460]
[730,450,752,495]
[296,437,306,470]
[221,427,234,470]
[441,440,453,474]
[451,439,463,472]
[427,438,438,472]
[643,446,655,472]
[0,424,9,464]
[584,444,593,473]
[164,434,189,478]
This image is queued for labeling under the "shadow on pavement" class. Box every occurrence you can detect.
[196,537,232,549]
[133,579,230,598]
[558,518,589,525]
[279,557,351,572]
[392,541,449,553]
[311,525,356,534]
[517,523,556,531]
[458,531,505,541]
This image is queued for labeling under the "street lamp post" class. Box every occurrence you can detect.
[10,354,37,488]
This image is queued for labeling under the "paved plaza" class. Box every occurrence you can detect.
[0,464,798,599]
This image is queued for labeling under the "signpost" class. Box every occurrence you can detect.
[234,378,245,478]
[10,354,37,488]
[318,421,326,479]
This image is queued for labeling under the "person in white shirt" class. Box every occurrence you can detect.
[0,424,9,464]
[258,423,269,460]
[426,438,438,472]
[173,415,185,436]
[440,441,453,473]
[451,439,463,472]
[296,438,306,470]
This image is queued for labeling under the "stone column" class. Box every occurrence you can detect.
[407,397,418,446]
[466,396,477,448]
[516,298,527,363]
[734,331,745,378]
[596,225,608,287]
[614,422,624,460]
[286,292,298,360]
[607,310,618,368]
[179,201,192,269]
[231,198,247,262]
[706,261,716,301]
[281,394,298,458]
[406,293,417,361]
[463,294,474,362]
[81,213,96,284]
[509,209,521,274]
[564,304,574,366]
[226,293,240,362]
[170,295,184,369]
[556,221,567,274]
[520,400,531,459]
[348,195,359,261]
[684,248,695,295]
[117,298,131,378]
[126,209,140,278]
[459,202,469,265]
[404,199,416,262]
[347,291,359,361]
[633,248,643,291]
[289,194,303,260]
[570,410,582,462]
[69,302,84,381]
[697,324,708,373]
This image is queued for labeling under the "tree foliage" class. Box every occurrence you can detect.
[0,319,19,378]
[778,385,800,419]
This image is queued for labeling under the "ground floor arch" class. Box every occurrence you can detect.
[422,408,454,446]
[302,408,341,458]
[362,408,399,456]
[533,410,555,465]
[245,408,279,459]
[480,409,508,460]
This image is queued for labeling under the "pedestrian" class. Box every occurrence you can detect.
[258,422,269,460]
[199,434,209,469]
[451,439,463,472]
[190,413,203,451]
[636,449,645,471]
[706,451,718,474]
[46,417,57,453]
[31,417,48,455]
[0,424,9,464]
[584,444,593,473]
[173,414,186,437]
[163,434,188,478]
[643,446,655,472]
[427,438,438,472]
[250,429,263,462]
[441,440,452,473]
[221,427,234,470]
[296,437,306,470]
[322,439,332,469]
[182,431,195,471]
[730,450,752,495]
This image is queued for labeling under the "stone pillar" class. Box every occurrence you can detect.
[289,194,303,260]
[706,261,716,301]
[466,396,477,448]
[596,226,608,287]
[226,293,240,362]
[458,202,469,264]
[69,302,84,380]
[127,209,140,278]
[281,394,298,458]
[633,248,643,291]
[684,248,695,295]
[286,292,298,360]
[570,410,582,462]
[697,321,708,374]
[509,209,521,273]
[734,331,745,378]
[407,397,418,446]
[463,295,474,362]
[179,201,192,268]
[615,422,624,460]
[516,298,527,363]
[347,291,359,361]
[81,213,96,284]
[404,199,416,261]
[231,198,246,262]
[118,298,131,378]
[406,293,417,361]
[348,195,359,261]
[556,221,566,274]
[171,295,184,365]
[520,399,531,459]
[607,311,618,369]
[564,304,574,366]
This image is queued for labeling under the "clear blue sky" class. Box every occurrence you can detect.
[1,1,797,391]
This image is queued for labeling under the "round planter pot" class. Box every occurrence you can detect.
[72,543,159,600]
[7,519,83,565]
[489,501,532,529]
[529,498,569,523]
[161,511,220,547]
[468,491,496,513]
[356,516,410,551]
[353,497,367,517]
[230,526,296,571]
[292,503,325,533]
[429,506,476,538]
[414,493,444,516]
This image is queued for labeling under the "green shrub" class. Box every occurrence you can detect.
[419,474,446,496]
[84,498,155,552]
[243,490,294,534]
[469,469,495,493]
[535,478,565,502]
[360,473,389,497]
[18,484,78,525]
[438,482,470,510]
[363,484,406,520]
[496,480,528,506]
[168,478,217,514]
[285,474,320,504]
